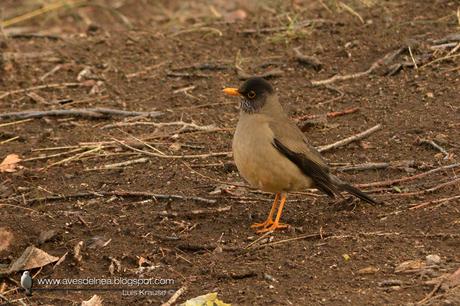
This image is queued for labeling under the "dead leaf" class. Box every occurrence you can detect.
[108,257,121,275]
[181,292,230,306]
[0,228,13,252]
[395,259,426,273]
[1,246,59,274]
[0,154,22,173]
[81,294,103,306]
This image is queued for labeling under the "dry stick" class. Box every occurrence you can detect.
[126,61,168,79]
[161,286,187,306]
[250,233,324,250]
[156,206,231,217]
[0,203,44,215]
[293,47,322,70]
[416,278,445,305]
[417,138,449,158]
[239,19,333,34]
[0,136,19,145]
[0,82,90,100]
[23,147,86,162]
[0,108,163,120]
[237,68,283,80]
[101,120,218,131]
[311,47,405,86]
[114,138,231,159]
[0,118,33,127]
[317,124,382,152]
[356,163,460,188]
[334,162,392,172]
[24,191,216,205]
[87,157,149,170]
[409,195,460,210]
[46,146,103,168]
[296,107,359,121]
[395,177,460,197]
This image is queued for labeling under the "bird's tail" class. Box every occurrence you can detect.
[339,183,380,205]
[331,175,381,205]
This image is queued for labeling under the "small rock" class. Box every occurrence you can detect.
[426,254,442,265]
[264,273,277,282]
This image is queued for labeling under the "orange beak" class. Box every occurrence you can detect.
[223,87,241,96]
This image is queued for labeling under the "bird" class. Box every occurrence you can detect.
[21,270,33,296]
[223,77,379,233]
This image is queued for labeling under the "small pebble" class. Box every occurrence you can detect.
[426,254,441,265]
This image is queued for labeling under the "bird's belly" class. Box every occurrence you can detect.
[233,122,313,193]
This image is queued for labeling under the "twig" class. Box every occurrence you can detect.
[0,108,163,120]
[296,107,359,121]
[166,71,211,78]
[173,85,196,94]
[334,162,392,172]
[23,147,86,162]
[416,278,445,305]
[114,138,231,159]
[0,118,33,127]
[156,206,231,217]
[1,0,87,28]
[0,82,91,100]
[409,195,460,210]
[421,53,460,69]
[250,233,324,250]
[126,61,168,79]
[311,47,405,86]
[170,26,222,37]
[87,157,150,170]
[408,46,418,69]
[0,136,19,144]
[0,293,11,303]
[161,286,187,306]
[396,177,460,197]
[46,146,103,168]
[239,19,333,34]
[23,191,217,205]
[171,63,229,71]
[101,120,217,132]
[39,64,62,81]
[317,124,382,152]
[293,47,322,70]
[417,138,450,159]
[357,163,460,188]
[237,68,283,80]
[0,203,43,215]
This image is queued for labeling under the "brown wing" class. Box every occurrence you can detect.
[269,120,340,198]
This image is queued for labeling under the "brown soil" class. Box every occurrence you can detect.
[1,1,459,305]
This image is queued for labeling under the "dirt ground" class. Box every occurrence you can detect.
[1,0,460,305]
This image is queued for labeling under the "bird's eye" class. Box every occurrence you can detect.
[248,91,256,99]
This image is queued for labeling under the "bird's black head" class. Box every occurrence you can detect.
[223,77,274,113]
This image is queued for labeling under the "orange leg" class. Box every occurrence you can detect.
[255,193,289,233]
[251,193,280,228]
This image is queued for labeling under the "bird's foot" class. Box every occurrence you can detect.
[252,221,289,233]
[250,219,274,228]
